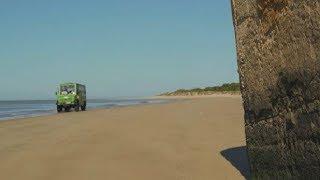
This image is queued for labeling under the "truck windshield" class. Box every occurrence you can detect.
[60,84,75,95]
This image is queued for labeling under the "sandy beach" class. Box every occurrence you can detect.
[0,96,248,180]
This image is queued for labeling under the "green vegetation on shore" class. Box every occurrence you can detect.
[161,83,240,96]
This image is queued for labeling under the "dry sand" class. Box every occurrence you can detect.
[0,96,248,180]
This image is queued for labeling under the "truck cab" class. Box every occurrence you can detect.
[56,83,86,112]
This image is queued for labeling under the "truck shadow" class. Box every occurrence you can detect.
[220,146,251,179]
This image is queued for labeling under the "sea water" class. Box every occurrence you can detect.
[0,98,168,121]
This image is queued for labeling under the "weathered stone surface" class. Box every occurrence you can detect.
[231,0,320,179]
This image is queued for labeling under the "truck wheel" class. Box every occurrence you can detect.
[65,107,70,112]
[81,102,86,111]
[75,103,80,112]
[57,105,62,113]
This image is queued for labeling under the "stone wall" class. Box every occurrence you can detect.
[231,0,320,179]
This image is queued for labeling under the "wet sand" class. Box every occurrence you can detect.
[0,96,248,180]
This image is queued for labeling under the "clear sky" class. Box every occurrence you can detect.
[0,0,237,100]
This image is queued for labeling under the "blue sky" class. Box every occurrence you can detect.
[0,0,237,100]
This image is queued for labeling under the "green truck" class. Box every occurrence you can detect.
[56,83,86,112]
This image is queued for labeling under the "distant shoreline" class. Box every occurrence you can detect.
[156,92,241,99]
[159,83,240,97]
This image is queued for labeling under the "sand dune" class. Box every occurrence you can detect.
[0,97,248,180]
